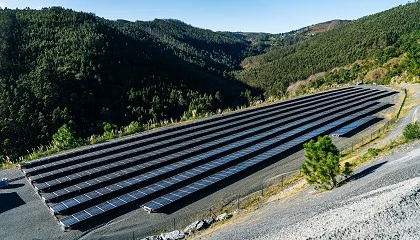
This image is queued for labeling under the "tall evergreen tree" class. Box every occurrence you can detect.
[302,135,340,190]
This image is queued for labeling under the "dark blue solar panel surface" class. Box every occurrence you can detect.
[331,116,377,137]
[49,97,385,215]
[17,87,397,229]
[58,101,390,227]
[41,89,380,201]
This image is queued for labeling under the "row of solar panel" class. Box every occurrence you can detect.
[23,87,363,177]
[35,88,377,192]
[142,102,386,212]
[50,95,390,215]
[58,101,390,228]
[331,116,378,137]
[28,89,373,186]
[20,87,359,170]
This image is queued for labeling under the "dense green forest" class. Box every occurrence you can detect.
[0,7,261,160]
[1,2,419,162]
[237,2,420,96]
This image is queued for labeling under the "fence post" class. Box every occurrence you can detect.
[237,194,240,209]
[261,183,264,197]
[133,232,135,240]
[173,218,176,230]
[281,175,284,190]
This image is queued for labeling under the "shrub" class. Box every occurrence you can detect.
[103,122,115,139]
[403,122,420,141]
[125,121,145,135]
[367,148,378,157]
[342,162,354,179]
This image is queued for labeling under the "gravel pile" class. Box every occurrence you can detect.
[257,177,420,240]
[198,144,420,240]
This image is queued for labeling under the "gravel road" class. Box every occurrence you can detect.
[372,83,420,147]
[196,141,420,240]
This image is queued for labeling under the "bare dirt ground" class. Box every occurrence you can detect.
[0,84,412,240]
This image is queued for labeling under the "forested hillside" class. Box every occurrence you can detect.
[237,19,350,67]
[0,7,259,160]
[1,2,419,161]
[236,2,420,96]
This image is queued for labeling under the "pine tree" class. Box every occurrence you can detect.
[52,124,78,150]
[302,135,340,190]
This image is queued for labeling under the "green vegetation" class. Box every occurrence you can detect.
[0,7,261,162]
[403,122,420,141]
[1,2,420,164]
[342,162,354,179]
[236,2,420,96]
[52,124,78,150]
[306,31,420,91]
[367,148,378,157]
[301,136,341,190]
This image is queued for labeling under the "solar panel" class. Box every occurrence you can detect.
[18,87,398,230]
[331,116,378,137]
[50,98,388,216]
[59,102,391,227]
[21,87,361,171]
[37,88,376,195]
[142,103,390,212]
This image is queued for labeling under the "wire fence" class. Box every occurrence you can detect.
[125,169,302,239]
[339,87,407,155]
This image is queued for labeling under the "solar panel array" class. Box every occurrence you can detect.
[331,116,378,137]
[19,87,397,230]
